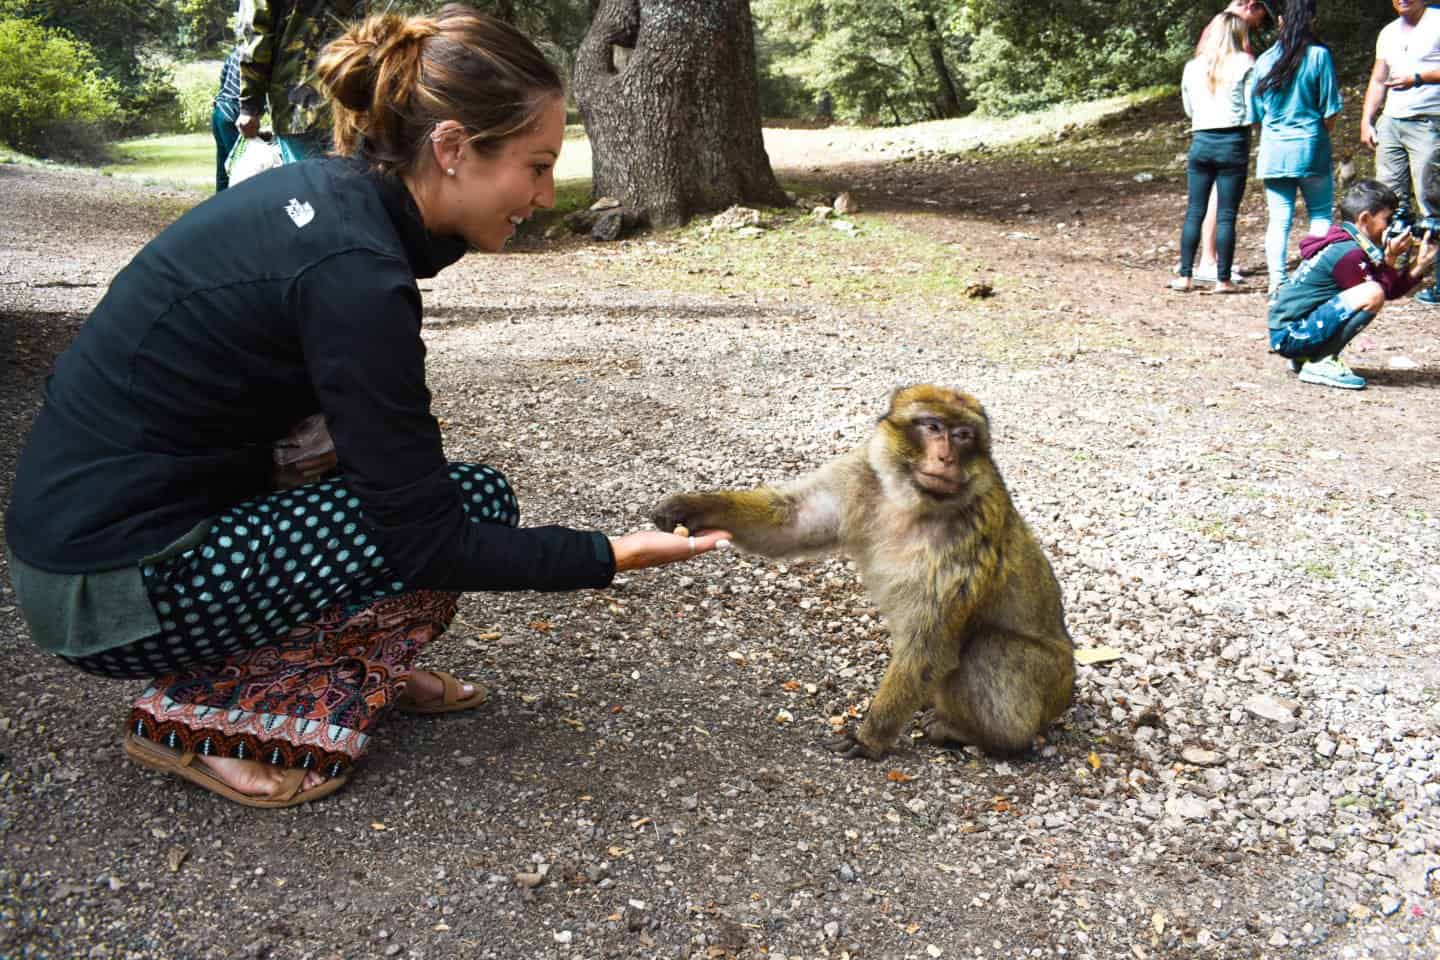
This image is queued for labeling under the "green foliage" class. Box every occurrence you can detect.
[171,59,220,133]
[756,0,1394,125]
[0,16,119,154]
[755,0,969,123]
[0,0,180,130]
[176,0,234,53]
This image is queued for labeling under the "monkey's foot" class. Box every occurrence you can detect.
[823,727,886,761]
[919,710,973,748]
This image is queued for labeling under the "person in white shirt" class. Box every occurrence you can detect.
[1169,10,1255,293]
[1361,0,1440,303]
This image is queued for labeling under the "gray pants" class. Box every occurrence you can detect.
[1375,114,1440,214]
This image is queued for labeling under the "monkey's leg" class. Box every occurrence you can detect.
[826,647,935,760]
[929,629,1074,755]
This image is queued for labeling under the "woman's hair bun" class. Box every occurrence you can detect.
[319,13,434,112]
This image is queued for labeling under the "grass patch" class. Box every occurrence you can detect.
[610,210,990,303]
[104,132,214,188]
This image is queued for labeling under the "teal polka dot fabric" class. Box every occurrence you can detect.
[67,463,517,678]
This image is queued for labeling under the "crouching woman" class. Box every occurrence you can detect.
[4,5,728,808]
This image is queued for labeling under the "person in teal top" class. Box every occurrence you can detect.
[1247,0,1343,295]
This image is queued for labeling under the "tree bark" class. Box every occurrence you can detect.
[573,0,788,226]
[924,13,964,118]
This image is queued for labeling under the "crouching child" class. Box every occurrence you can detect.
[1268,179,1437,390]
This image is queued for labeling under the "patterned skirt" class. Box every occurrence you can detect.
[69,462,517,777]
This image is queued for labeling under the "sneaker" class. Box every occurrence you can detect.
[1414,285,1440,305]
[1297,355,1366,390]
[1195,264,1245,284]
[1286,356,1304,374]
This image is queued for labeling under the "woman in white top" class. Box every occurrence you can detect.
[1170,11,1256,293]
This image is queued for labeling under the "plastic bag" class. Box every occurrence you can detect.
[225,134,306,185]
[273,413,336,488]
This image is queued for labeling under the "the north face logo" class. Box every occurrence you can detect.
[285,198,314,228]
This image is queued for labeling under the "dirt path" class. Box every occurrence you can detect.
[1,104,1438,960]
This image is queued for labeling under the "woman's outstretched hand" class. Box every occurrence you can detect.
[608,529,734,572]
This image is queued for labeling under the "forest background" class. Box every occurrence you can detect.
[0,0,1402,169]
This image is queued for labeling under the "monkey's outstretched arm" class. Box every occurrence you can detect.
[651,464,846,558]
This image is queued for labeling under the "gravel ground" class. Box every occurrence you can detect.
[1,113,1438,960]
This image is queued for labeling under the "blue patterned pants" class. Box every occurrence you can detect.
[65,462,516,678]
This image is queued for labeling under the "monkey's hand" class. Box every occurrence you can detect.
[823,726,886,761]
[650,492,724,537]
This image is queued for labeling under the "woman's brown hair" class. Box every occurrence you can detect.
[316,4,563,173]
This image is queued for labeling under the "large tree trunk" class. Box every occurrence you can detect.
[923,13,964,118]
[573,0,788,227]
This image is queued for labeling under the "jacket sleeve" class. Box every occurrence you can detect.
[293,251,616,592]
[1331,247,1420,299]
[238,0,275,117]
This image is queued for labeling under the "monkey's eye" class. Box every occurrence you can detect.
[952,426,975,445]
[915,418,945,435]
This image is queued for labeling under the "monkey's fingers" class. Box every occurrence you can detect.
[823,730,882,761]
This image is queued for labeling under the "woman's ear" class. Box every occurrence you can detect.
[428,120,466,174]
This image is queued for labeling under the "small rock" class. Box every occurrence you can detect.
[710,206,761,230]
[591,210,626,241]
[1181,747,1221,767]
[513,871,545,889]
[1388,355,1419,370]
[1133,172,1155,183]
[1244,694,1299,724]
[1165,796,1210,821]
[589,196,621,211]
[554,930,573,945]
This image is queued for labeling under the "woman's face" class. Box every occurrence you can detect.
[444,96,565,253]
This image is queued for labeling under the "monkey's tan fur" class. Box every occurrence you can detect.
[652,385,1073,758]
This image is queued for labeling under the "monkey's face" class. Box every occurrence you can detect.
[882,386,990,499]
[902,416,977,495]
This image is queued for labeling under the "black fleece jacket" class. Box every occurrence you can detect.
[6,157,615,592]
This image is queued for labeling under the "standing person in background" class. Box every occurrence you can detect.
[1247,0,1342,296]
[1360,0,1440,305]
[210,46,242,192]
[1170,11,1255,293]
[235,0,367,156]
[1183,0,1276,284]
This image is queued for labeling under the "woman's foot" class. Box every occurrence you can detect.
[199,755,328,797]
[402,669,479,706]
[1168,277,1192,292]
[1202,281,1241,294]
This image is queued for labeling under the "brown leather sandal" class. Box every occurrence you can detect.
[123,733,348,809]
[395,669,489,715]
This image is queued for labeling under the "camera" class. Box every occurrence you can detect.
[1409,216,1440,241]
[1386,202,1440,243]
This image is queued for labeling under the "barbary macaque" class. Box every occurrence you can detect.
[652,385,1073,758]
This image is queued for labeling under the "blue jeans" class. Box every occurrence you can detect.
[1181,128,1250,280]
[1268,294,1373,359]
[1264,175,1334,290]
[211,103,240,192]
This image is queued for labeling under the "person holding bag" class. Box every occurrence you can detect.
[5,5,730,809]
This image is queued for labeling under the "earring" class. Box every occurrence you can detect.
[446,167,455,177]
